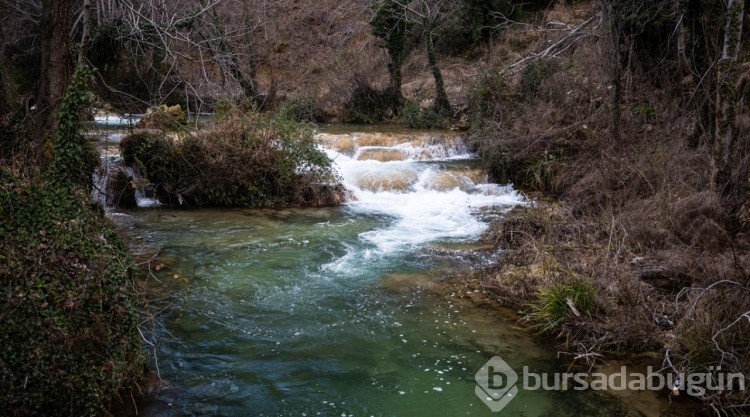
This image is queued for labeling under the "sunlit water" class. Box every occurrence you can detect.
[112,130,631,417]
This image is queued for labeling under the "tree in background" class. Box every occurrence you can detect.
[370,0,410,114]
[371,0,455,116]
[416,0,453,116]
[0,0,272,165]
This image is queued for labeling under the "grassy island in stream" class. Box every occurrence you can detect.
[115,111,343,209]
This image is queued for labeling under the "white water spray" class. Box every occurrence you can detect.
[318,132,524,258]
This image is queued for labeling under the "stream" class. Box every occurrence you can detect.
[101,127,635,416]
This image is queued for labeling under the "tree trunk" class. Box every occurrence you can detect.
[424,21,450,116]
[78,0,92,66]
[35,0,74,152]
[712,0,746,207]
[371,0,407,115]
[386,45,405,114]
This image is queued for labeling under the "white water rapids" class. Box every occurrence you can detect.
[318,131,524,257]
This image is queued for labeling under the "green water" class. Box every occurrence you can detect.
[114,207,629,417]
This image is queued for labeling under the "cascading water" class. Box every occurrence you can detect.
[113,129,632,417]
[319,131,522,259]
[91,130,160,209]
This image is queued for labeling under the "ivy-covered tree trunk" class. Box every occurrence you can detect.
[35,0,74,150]
[712,0,746,211]
[46,67,99,190]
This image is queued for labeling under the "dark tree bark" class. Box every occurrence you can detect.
[370,0,409,114]
[35,0,74,152]
[421,11,450,116]
[712,0,746,210]
[425,29,451,116]
[609,0,622,143]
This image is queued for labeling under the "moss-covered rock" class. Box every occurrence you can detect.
[0,172,144,416]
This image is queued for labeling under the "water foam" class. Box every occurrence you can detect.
[320,132,524,258]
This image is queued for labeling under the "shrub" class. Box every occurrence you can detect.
[0,173,144,416]
[279,97,325,123]
[135,104,186,130]
[120,112,340,207]
[467,68,516,128]
[399,98,449,129]
[519,59,558,100]
[341,79,390,124]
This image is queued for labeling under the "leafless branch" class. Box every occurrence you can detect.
[506,13,601,72]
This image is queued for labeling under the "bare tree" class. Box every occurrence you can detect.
[417,0,452,115]
[377,0,454,115]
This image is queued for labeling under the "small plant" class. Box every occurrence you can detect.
[526,150,560,192]
[213,98,235,120]
[468,68,516,127]
[529,276,596,333]
[135,104,186,130]
[633,102,656,121]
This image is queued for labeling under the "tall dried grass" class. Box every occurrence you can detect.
[468,3,750,412]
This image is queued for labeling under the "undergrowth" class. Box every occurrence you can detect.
[467,2,750,414]
[0,66,144,416]
[0,177,145,416]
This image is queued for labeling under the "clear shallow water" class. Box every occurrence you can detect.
[113,132,631,417]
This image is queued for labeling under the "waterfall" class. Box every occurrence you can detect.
[123,165,161,208]
[92,154,120,208]
[92,152,160,209]
[317,131,524,258]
